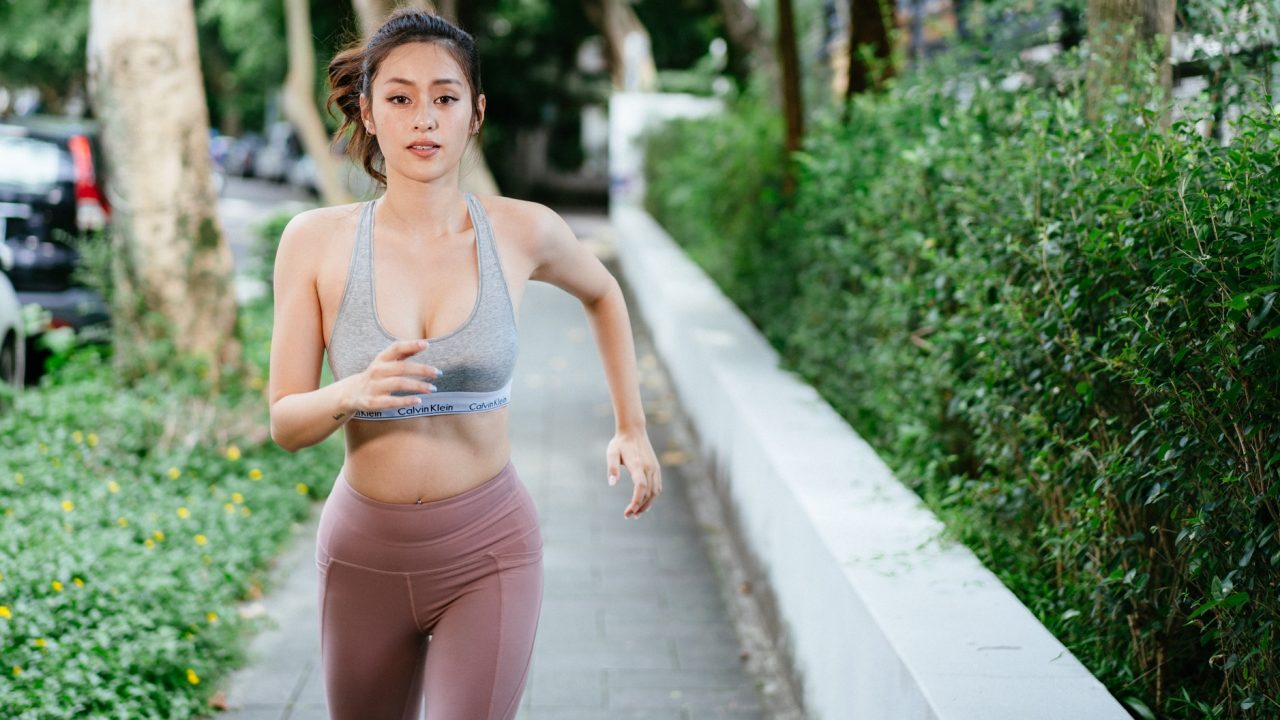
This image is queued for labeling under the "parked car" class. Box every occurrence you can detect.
[253,121,303,183]
[0,243,26,388]
[0,116,112,383]
[224,132,263,178]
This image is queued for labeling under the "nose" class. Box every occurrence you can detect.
[413,108,436,131]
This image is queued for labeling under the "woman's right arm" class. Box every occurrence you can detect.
[267,210,442,452]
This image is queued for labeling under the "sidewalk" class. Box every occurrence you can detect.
[211,207,776,720]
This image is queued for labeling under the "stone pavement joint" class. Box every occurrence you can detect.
[209,205,795,720]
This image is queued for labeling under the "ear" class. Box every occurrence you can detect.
[359,94,374,133]
[472,93,486,134]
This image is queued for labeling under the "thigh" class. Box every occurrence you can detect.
[420,553,545,720]
[318,558,429,720]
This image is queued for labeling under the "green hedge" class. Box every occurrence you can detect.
[642,63,1280,717]
[0,297,342,718]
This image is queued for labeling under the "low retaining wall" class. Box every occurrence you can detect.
[609,199,1132,720]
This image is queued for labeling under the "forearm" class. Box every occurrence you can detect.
[585,280,647,433]
[269,375,357,452]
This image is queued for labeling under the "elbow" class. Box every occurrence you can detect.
[268,411,302,454]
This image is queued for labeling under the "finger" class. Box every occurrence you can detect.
[385,360,443,381]
[636,468,661,514]
[606,445,621,486]
[377,339,429,362]
[387,377,436,395]
[625,480,650,517]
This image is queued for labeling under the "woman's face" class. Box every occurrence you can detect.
[361,41,484,185]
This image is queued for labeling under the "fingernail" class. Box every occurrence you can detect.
[435,368,444,377]
[608,475,616,485]
[428,384,437,392]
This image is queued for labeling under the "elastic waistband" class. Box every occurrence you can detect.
[351,379,512,421]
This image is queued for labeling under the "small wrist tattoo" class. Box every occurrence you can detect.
[332,412,346,421]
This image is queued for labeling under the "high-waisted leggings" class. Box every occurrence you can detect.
[315,458,544,720]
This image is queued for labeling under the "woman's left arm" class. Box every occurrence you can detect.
[525,203,663,519]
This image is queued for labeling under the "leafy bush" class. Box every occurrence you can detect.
[643,51,1280,718]
[0,297,342,718]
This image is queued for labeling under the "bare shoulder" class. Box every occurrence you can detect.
[470,193,566,262]
[275,202,366,274]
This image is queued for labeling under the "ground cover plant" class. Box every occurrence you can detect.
[0,277,341,718]
[642,52,1280,719]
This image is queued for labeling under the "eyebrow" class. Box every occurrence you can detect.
[384,77,462,88]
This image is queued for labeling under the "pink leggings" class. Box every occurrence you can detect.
[315,458,544,720]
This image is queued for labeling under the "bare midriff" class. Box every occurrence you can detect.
[341,407,513,504]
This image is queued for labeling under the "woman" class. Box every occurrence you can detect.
[266,9,662,719]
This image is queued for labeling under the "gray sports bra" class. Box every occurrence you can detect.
[325,192,518,421]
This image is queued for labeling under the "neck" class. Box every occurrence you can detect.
[376,173,468,243]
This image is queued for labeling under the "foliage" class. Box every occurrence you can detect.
[0,297,342,718]
[640,80,793,346]
[642,46,1280,718]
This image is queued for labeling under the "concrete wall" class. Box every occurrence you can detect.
[607,97,1132,718]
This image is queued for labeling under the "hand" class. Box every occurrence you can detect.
[343,339,443,415]
[606,429,662,518]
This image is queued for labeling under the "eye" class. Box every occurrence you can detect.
[437,96,457,105]
[387,95,411,105]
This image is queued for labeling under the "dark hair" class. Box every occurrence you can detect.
[326,9,483,187]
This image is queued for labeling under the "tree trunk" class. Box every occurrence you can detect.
[283,0,351,206]
[845,0,894,98]
[1086,0,1176,120]
[86,0,240,385]
[583,0,658,91]
[776,0,804,197]
[715,0,781,105]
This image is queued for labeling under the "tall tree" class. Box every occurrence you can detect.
[1086,0,1176,120]
[715,0,781,105]
[283,0,351,205]
[776,0,804,196]
[844,0,893,99]
[86,0,240,383]
[582,0,658,91]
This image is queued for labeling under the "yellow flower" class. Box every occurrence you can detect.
[50,456,61,468]
[51,580,63,592]
[72,431,84,444]
[201,554,212,565]
[87,433,98,447]
[224,503,235,513]
[117,517,129,528]
[206,611,218,623]
[249,376,265,390]
[61,499,74,512]
[107,480,120,493]
[186,668,200,685]
[225,446,241,461]
[33,638,45,648]
[144,538,156,549]
[241,507,252,517]
[153,530,165,541]
[13,472,23,485]
[0,606,10,619]
[249,468,263,481]
[295,483,309,495]
[176,507,190,520]
[194,534,208,546]
[11,665,20,676]
[73,577,84,588]
[38,442,48,455]
[231,492,244,504]
[0,571,4,580]
[168,467,182,480]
